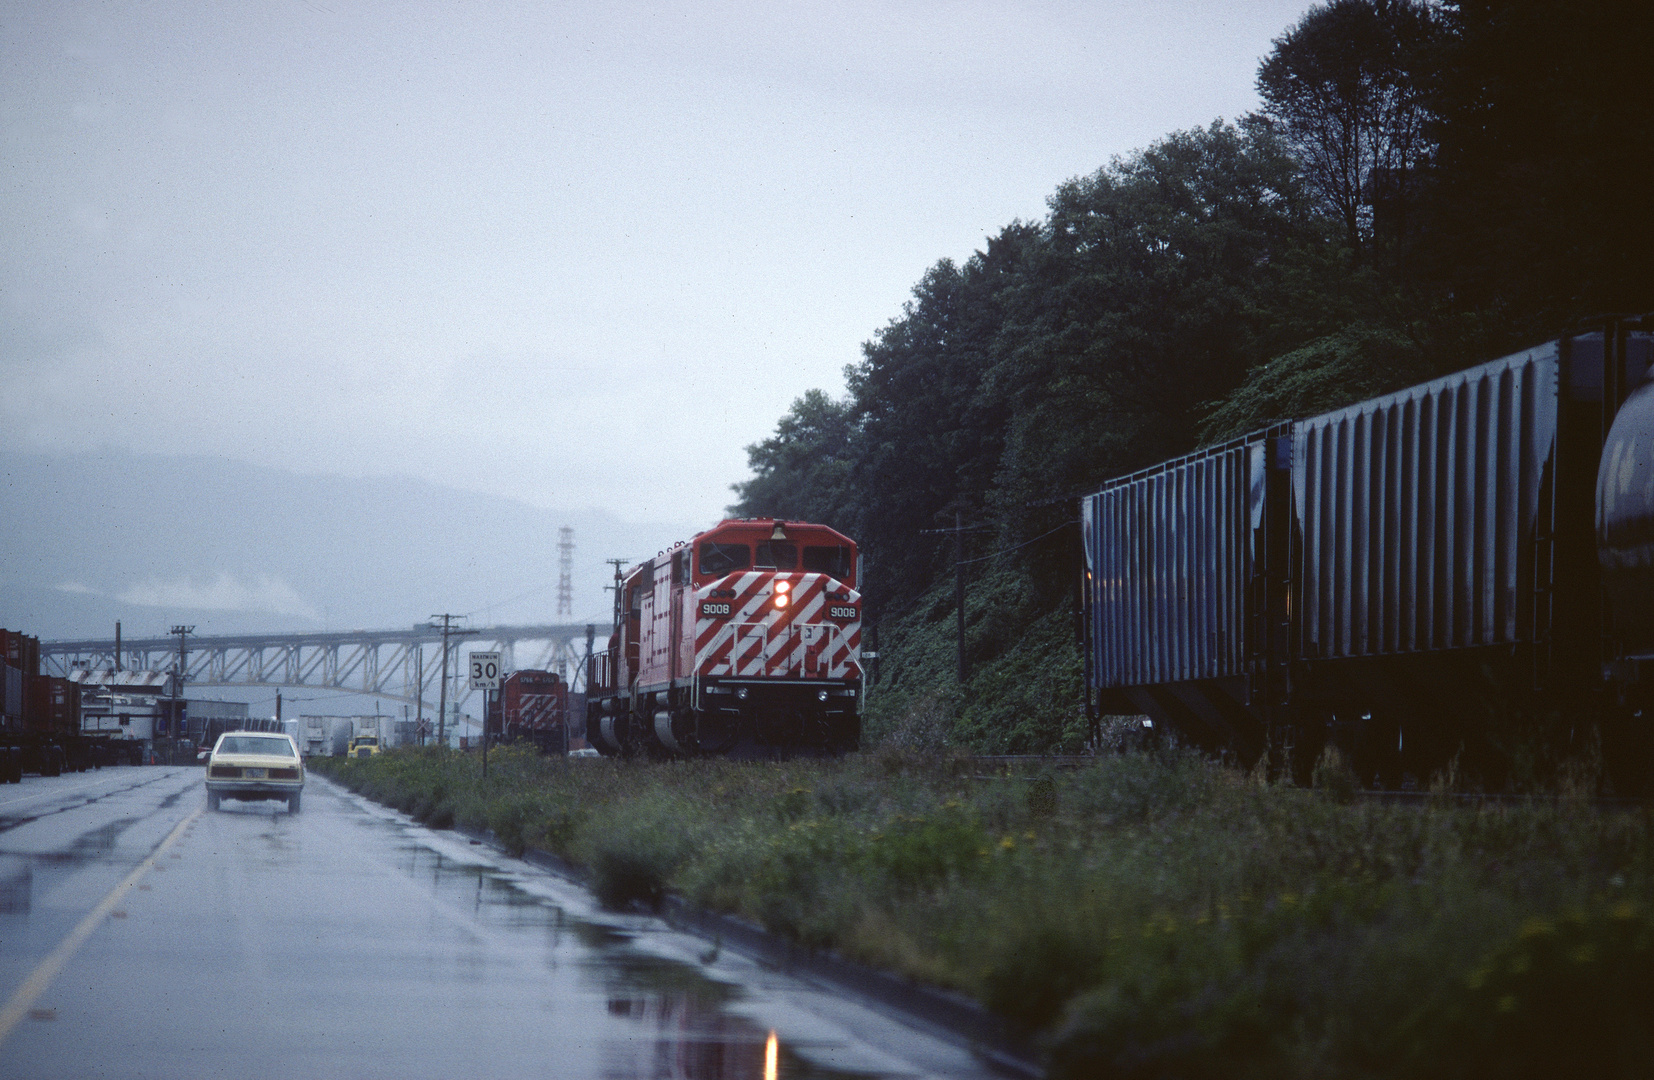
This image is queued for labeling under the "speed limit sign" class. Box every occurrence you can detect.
[468,651,501,690]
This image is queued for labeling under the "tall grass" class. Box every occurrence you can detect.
[314,746,1654,1077]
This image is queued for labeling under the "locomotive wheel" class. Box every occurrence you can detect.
[623,710,653,759]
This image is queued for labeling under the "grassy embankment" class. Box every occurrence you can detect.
[314,743,1654,1078]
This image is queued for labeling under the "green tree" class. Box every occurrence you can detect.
[987,120,1334,523]
[728,389,857,529]
[1421,0,1654,338]
[846,223,1038,609]
[1255,0,1444,256]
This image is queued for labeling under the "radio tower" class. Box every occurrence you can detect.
[557,527,574,617]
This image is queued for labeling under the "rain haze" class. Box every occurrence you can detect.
[2,0,1310,639]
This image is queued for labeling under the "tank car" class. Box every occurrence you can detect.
[586,518,863,757]
[1594,370,1654,668]
[1083,316,1654,790]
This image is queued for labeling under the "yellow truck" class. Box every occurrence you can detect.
[346,734,381,758]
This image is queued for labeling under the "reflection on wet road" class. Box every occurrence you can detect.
[0,767,998,1079]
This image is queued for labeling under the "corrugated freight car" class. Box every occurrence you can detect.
[1084,426,1291,764]
[1084,317,1654,791]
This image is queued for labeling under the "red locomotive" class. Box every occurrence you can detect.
[485,669,570,753]
[587,518,864,757]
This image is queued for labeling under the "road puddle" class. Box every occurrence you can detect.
[395,838,877,1080]
[0,856,30,914]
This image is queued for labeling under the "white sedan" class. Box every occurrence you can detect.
[205,732,306,813]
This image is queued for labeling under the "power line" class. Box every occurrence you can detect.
[955,520,1077,566]
[918,516,1079,683]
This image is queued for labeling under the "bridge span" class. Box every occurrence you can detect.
[39,623,610,715]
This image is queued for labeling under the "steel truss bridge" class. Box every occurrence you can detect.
[39,624,609,717]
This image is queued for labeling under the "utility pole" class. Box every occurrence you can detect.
[429,614,476,748]
[583,623,595,692]
[169,625,194,746]
[604,558,630,621]
[171,625,193,690]
[414,644,424,745]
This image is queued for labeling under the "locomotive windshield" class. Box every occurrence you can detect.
[754,542,798,569]
[699,542,750,576]
[802,545,854,581]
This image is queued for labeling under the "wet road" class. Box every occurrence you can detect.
[0,766,1003,1080]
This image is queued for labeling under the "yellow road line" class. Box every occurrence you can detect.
[0,805,204,1047]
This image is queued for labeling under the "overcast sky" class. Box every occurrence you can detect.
[3,0,1310,527]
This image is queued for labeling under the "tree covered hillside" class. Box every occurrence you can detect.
[731,0,1654,753]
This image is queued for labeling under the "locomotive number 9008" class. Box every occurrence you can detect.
[829,605,858,620]
[700,602,732,618]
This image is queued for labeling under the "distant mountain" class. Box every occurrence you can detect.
[0,449,700,642]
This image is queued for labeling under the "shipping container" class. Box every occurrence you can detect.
[3,631,115,776]
[2,666,21,723]
[0,630,40,677]
[299,715,351,757]
[24,676,80,735]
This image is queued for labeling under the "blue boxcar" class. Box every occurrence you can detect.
[1084,318,1654,789]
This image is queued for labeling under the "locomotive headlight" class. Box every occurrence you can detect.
[774,593,790,608]
[737,687,749,701]
[817,690,829,702]
[775,580,791,593]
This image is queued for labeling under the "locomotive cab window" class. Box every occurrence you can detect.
[754,542,797,570]
[802,545,854,582]
[699,542,750,576]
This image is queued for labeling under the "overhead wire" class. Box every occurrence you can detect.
[955,520,1077,566]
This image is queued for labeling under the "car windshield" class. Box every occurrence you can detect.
[217,736,295,757]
